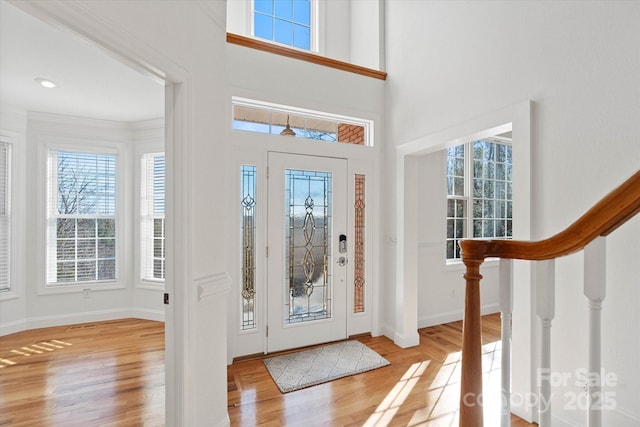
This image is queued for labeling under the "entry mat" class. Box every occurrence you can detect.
[263,340,390,393]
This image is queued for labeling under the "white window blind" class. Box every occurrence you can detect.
[47,150,117,285]
[140,153,165,281]
[0,141,11,292]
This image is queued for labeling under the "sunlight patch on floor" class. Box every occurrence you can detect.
[0,340,72,367]
[363,360,430,426]
[363,339,505,426]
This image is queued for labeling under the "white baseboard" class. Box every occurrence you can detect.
[393,330,420,348]
[215,414,231,427]
[549,414,581,427]
[131,307,165,322]
[418,303,500,329]
[607,406,640,426]
[549,408,640,427]
[26,308,132,330]
[379,322,396,342]
[377,305,500,346]
[1,308,165,336]
[379,324,421,347]
[0,319,27,336]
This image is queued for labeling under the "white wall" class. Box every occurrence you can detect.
[385,1,640,424]
[350,0,385,71]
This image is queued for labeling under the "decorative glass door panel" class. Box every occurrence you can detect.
[267,153,347,353]
[285,169,332,324]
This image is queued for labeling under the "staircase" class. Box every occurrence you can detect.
[458,169,640,427]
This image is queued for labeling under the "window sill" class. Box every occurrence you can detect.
[39,281,125,295]
[138,280,165,291]
[226,33,387,81]
[0,289,20,301]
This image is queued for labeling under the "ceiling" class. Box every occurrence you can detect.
[0,1,164,123]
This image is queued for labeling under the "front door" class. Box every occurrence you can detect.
[267,152,348,353]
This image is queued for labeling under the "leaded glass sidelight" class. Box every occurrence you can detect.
[284,169,332,324]
[241,165,257,330]
[354,174,366,313]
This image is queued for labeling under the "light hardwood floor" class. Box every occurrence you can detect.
[0,315,536,426]
[0,318,165,426]
[228,313,536,426]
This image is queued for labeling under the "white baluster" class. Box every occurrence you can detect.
[536,259,555,427]
[500,259,513,427]
[584,237,606,427]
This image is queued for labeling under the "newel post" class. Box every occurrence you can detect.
[459,242,486,427]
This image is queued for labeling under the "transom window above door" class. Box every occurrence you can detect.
[232,97,373,146]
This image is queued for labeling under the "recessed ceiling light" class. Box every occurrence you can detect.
[34,78,57,89]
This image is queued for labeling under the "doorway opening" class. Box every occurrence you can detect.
[0,1,182,423]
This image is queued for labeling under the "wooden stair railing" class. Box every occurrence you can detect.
[458,169,640,427]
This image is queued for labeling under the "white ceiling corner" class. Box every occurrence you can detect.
[0,1,164,123]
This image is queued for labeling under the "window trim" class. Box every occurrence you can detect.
[445,137,513,265]
[232,96,375,146]
[38,138,126,295]
[140,152,166,285]
[46,149,118,286]
[0,138,11,295]
[0,129,23,302]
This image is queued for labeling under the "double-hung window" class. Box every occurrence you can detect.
[254,0,312,50]
[140,153,165,281]
[446,139,513,261]
[47,149,117,285]
[0,140,10,292]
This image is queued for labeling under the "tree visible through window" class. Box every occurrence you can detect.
[254,0,311,50]
[48,150,117,284]
[446,139,512,261]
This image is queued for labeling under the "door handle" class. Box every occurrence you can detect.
[337,256,347,266]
